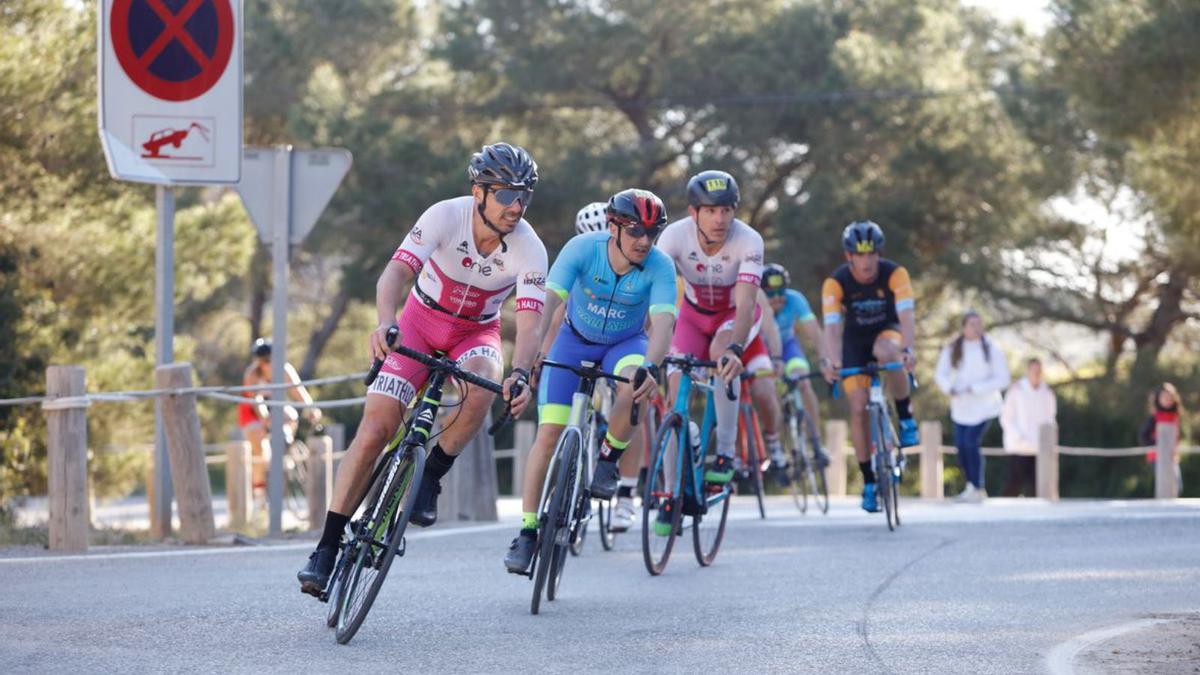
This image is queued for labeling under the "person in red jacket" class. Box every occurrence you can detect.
[1139,382,1185,491]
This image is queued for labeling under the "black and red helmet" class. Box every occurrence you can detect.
[606,189,668,228]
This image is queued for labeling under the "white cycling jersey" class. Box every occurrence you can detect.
[391,196,548,321]
[656,216,764,311]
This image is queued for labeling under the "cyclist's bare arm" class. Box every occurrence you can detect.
[801,317,831,367]
[638,312,676,400]
[728,282,758,347]
[756,290,782,358]
[898,307,916,369]
[371,260,415,360]
[823,321,844,382]
[534,292,566,365]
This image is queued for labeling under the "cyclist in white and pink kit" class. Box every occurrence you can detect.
[657,170,765,486]
[298,143,547,596]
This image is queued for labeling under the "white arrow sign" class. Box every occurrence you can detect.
[236,146,352,245]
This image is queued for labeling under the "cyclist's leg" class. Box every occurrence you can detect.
[706,306,763,482]
[410,323,505,526]
[241,421,268,494]
[590,334,648,497]
[844,382,878,511]
[873,329,916,447]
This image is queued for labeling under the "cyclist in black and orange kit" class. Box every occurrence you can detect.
[819,221,918,513]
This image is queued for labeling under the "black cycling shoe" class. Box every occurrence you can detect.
[409,476,441,528]
[297,545,338,597]
[504,531,538,574]
[770,463,792,488]
[589,460,620,500]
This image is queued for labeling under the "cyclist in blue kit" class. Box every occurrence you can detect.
[504,189,677,574]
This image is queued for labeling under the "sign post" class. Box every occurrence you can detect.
[99,0,242,537]
[237,147,352,534]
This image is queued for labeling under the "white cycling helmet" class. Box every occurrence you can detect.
[574,202,609,234]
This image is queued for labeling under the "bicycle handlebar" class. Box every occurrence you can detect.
[365,326,519,436]
[662,355,736,401]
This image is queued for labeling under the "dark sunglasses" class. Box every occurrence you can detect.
[488,186,533,208]
[619,222,663,240]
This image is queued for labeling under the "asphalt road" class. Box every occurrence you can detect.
[5,497,1199,673]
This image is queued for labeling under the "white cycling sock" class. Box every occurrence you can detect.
[714,375,739,458]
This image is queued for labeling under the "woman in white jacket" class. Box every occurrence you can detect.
[1000,358,1056,496]
[934,311,1010,501]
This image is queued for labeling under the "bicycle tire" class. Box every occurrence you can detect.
[284,440,311,520]
[324,547,349,628]
[532,433,578,613]
[744,411,767,520]
[814,463,830,514]
[693,423,731,566]
[549,441,583,601]
[872,411,895,532]
[642,413,683,576]
[597,498,615,551]
[568,513,588,556]
[786,408,808,514]
[335,445,425,644]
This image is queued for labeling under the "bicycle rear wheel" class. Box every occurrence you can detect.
[786,410,809,514]
[642,413,683,576]
[335,445,425,644]
[284,440,311,520]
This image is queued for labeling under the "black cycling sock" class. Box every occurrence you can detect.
[895,397,912,420]
[617,485,634,499]
[319,511,351,549]
[859,461,876,485]
[425,444,456,480]
[520,528,537,538]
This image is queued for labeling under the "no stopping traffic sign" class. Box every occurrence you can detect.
[110,0,235,102]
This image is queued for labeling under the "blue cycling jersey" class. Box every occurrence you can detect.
[772,288,816,343]
[546,231,678,345]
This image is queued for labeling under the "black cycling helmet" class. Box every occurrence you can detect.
[761,263,790,293]
[606,188,668,229]
[686,170,740,208]
[842,220,885,254]
[467,142,539,189]
[252,338,271,358]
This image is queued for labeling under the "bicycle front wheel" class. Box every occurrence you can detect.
[642,413,683,576]
[532,433,579,613]
[335,445,425,644]
[597,498,615,551]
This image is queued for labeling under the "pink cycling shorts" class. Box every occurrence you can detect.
[367,294,503,405]
[669,300,763,360]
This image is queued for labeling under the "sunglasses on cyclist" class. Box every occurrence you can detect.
[617,222,663,240]
[487,186,534,208]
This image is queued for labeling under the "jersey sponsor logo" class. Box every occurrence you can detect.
[736,272,760,285]
[460,256,494,276]
[410,227,423,244]
[455,345,501,366]
[704,177,728,192]
[592,275,609,285]
[687,251,699,261]
[492,257,505,271]
[721,254,730,262]
[587,302,627,320]
[456,240,470,253]
[522,272,546,290]
[393,249,423,273]
[368,372,416,403]
[695,262,725,273]
[746,252,762,264]
[516,297,544,313]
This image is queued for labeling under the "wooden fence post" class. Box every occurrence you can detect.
[1155,422,1179,500]
[1036,422,1059,501]
[920,420,944,499]
[826,419,848,497]
[512,420,537,498]
[156,363,216,544]
[226,441,250,529]
[46,366,89,552]
[306,434,334,530]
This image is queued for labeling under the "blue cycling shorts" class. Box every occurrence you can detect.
[537,326,647,426]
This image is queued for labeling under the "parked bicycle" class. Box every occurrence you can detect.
[321,327,516,643]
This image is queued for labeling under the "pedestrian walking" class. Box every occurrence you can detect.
[1139,382,1185,493]
[935,310,1010,502]
[1000,358,1055,497]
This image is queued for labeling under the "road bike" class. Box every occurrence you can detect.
[523,360,635,614]
[735,373,769,519]
[642,355,735,575]
[321,327,515,643]
[780,375,829,515]
[836,362,909,531]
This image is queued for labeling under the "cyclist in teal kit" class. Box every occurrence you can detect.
[505,188,677,574]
